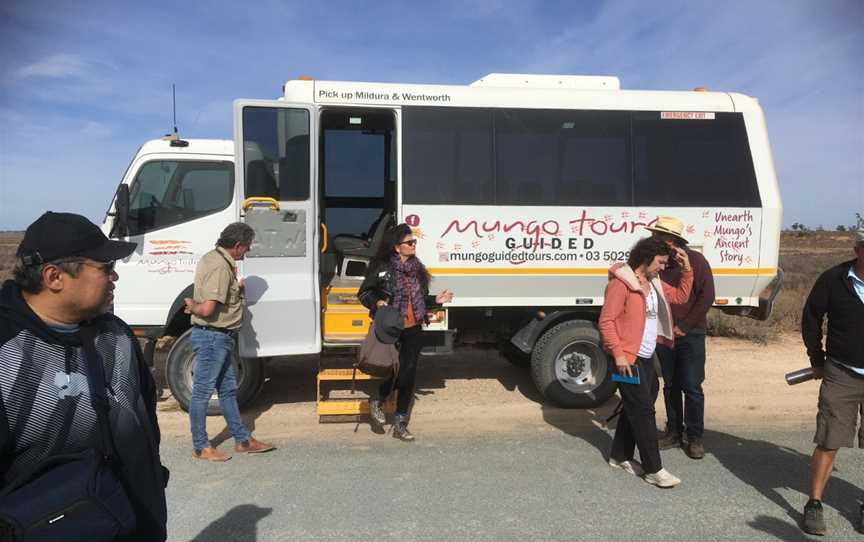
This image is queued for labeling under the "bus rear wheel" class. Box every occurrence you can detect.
[530,320,615,408]
[165,328,265,415]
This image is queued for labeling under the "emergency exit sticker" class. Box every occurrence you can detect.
[660,112,716,120]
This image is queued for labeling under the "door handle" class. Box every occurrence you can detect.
[321,223,328,253]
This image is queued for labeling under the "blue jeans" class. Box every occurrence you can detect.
[189,327,251,450]
[657,333,706,439]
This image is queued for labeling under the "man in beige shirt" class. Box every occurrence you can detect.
[183,223,274,462]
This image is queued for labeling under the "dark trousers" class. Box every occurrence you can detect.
[379,325,423,415]
[610,356,662,475]
[657,333,706,439]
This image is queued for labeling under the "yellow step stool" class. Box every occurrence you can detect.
[317,367,396,422]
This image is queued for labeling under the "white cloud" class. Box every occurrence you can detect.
[15,53,89,80]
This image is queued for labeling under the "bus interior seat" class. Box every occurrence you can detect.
[331,211,393,259]
[246,160,278,199]
[278,135,310,200]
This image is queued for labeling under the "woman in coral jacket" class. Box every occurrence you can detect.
[599,236,693,488]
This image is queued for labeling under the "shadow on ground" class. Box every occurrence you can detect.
[705,429,862,537]
[194,344,546,445]
[189,504,272,542]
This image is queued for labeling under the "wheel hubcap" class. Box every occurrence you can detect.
[554,340,605,394]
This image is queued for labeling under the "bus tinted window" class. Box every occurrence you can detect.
[495,109,630,206]
[633,112,761,207]
[242,107,310,201]
[402,107,493,204]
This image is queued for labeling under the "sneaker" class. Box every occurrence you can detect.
[392,415,415,442]
[802,499,826,536]
[368,398,386,428]
[643,468,681,488]
[235,437,276,454]
[192,447,231,462]
[684,438,705,460]
[657,431,682,450]
[608,458,645,477]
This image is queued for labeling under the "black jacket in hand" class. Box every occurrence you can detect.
[358,259,438,322]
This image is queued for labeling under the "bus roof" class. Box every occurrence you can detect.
[281,74,757,113]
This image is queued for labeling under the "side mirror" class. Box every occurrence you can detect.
[109,184,130,238]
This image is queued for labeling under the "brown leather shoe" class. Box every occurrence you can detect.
[192,447,231,462]
[684,438,705,460]
[235,437,276,454]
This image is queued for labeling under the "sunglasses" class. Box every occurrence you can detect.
[81,261,117,275]
[398,239,417,247]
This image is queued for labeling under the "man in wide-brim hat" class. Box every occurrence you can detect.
[646,216,690,246]
[648,216,715,461]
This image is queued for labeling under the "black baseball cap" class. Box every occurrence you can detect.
[17,212,137,266]
[374,306,404,344]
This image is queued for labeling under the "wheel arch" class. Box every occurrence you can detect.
[164,284,194,337]
[510,309,601,355]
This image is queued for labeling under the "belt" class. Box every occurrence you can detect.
[195,325,237,336]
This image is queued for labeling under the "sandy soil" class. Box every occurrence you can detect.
[155,333,821,442]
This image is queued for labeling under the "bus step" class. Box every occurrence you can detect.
[316,367,395,422]
[316,397,396,417]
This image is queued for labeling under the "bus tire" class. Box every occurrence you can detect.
[165,328,265,415]
[530,320,615,408]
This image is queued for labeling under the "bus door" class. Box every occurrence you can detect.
[233,101,321,357]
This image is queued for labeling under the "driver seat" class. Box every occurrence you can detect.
[332,212,393,259]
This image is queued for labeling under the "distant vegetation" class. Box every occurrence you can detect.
[789,212,863,234]
[0,233,23,284]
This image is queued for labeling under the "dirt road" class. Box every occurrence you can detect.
[155,333,821,442]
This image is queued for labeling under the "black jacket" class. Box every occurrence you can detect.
[801,259,864,369]
[358,259,437,321]
[0,280,168,541]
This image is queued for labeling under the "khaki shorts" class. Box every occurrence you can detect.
[813,359,864,449]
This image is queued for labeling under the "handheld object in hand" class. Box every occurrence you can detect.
[612,366,640,385]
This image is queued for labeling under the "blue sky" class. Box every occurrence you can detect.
[1,0,861,230]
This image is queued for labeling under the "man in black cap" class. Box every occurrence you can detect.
[0,212,168,541]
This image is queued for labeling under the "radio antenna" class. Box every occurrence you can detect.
[162,84,186,145]
[172,83,178,136]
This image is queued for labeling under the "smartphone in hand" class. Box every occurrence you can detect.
[612,366,641,385]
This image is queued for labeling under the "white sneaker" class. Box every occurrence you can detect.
[608,458,645,477]
[643,468,681,488]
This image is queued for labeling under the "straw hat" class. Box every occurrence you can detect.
[645,216,689,245]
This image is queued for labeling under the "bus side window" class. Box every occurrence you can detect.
[633,113,761,207]
[126,160,234,236]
